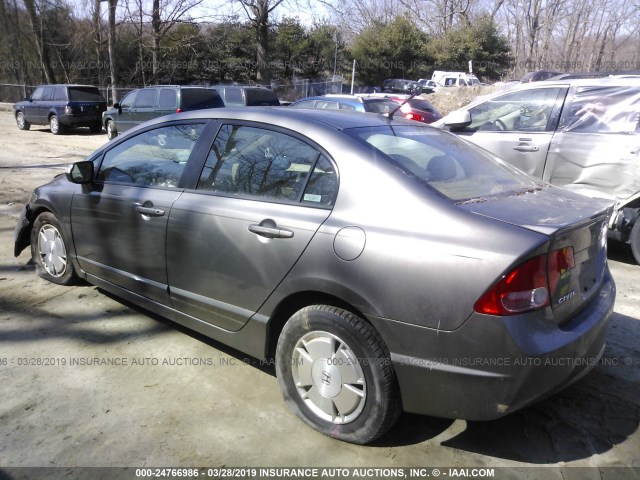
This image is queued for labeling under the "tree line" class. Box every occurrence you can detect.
[1,0,639,102]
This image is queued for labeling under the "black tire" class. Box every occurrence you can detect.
[630,219,640,265]
[30,212,77,285]
[16,112,30,130]
[89,123,102,134]
[106,120,117,140]
[276,305,401,444]
[49,115,64,135]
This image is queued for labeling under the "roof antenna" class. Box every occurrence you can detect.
[384,87,422,120]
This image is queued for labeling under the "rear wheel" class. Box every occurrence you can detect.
[106,119,117,140]
[31,212,77,285]
[16,112,30,130]
[276,305,401,444]
[49,115,64,135]
[630,219,640,265]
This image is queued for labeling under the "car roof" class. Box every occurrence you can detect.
[459,76,640,109]
[126,106,421,133]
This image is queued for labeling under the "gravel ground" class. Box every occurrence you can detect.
[0,109,639,478]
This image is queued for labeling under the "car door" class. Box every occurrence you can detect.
[38,86,55,123]
[453,86,568,177]
[166,123,338,331]
[70,121,209,304]
[112,90,138,133]
[131,88,158,125]
[24,86,44,124]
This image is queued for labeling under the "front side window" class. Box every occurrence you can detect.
[97,123,205,187]
[31,87,44,101]
[197,124,332,203]
[120,91,137,109]
[468,87,563,132]
[347,125,542,202]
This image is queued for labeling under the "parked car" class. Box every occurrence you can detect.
[520,71,563,83]
[435,77,640,263]
[15,108,615,444]
[14,84,106,135]
[364,93,442,123]
[102,86,224,140]
[215,85,280,107]
[417,78,438,93]
[289,94,399,114]
[382,78,423,93]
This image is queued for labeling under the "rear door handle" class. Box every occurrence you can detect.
[248,224,294,239]
[136,206,165,217]
[513,145,539,152]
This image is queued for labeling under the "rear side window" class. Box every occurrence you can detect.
[197,124,334,204]
[68,87,104,102]
[244,88,280,106]
[291,100,316,108]
[97,124,205,187]
[53,86,67,101]
[222,87,243,106]
[180,89,224,110]
[134,89,157,108]
[409,98,436,112]
[347,125,541,202]
[158,89,177,109]
[559,86,640,134]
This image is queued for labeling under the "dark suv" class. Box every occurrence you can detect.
[102,86,224,140]
[14,84,107,135]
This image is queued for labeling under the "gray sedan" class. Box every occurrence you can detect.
[14,107,615,444]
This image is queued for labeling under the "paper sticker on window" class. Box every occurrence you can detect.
[304,193,322,202]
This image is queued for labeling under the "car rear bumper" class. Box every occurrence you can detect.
[368,267,615,420]
[58,114,102,127]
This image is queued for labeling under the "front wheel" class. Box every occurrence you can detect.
[106,119,117,140]
[16,112,30,130]
[30,212,77,285]
[276,305,401,444]
[630,219,640,265]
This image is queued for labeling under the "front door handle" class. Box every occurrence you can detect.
[136,206,165,217]
[513,145,539,152]
[248,223,294,239]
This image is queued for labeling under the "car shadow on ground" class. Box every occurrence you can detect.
[30,127,104,136]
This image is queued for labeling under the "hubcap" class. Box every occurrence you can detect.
[38,225,67,277]
[50,116,58,133]
[291,331,366,424]
[107,122,114,139]
[17,114,24,128]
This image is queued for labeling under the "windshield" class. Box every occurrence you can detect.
[346,125,542,202]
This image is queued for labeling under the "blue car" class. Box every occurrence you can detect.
[290,95,399,114]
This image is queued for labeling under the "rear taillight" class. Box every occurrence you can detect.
[474,248,576,316]
[65,106,73,115]
[404,112,425,122]
[176,108,182,113]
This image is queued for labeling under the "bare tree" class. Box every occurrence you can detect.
[23,0,57,82]
[237,0,286,83]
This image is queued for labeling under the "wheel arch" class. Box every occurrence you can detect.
[265,290,375,360]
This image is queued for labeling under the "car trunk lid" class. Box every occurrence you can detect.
[459,186,612,324]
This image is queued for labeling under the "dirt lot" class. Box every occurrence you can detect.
[0,107,639,477]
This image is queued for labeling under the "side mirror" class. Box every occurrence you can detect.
[65,161,94,184]
[444,110,472,130]
[113,102,122,113]
[25,97,32,102]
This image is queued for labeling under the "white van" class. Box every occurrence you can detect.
[432,71,481,87]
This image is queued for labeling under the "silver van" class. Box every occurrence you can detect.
[437,77,640,263]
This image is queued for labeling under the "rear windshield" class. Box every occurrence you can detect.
[408,98,436,112]
[244,88,280,106]
[363,99,398,114]
[346,125,542,202]
[68,87,104,102]
[181,89,225,110]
